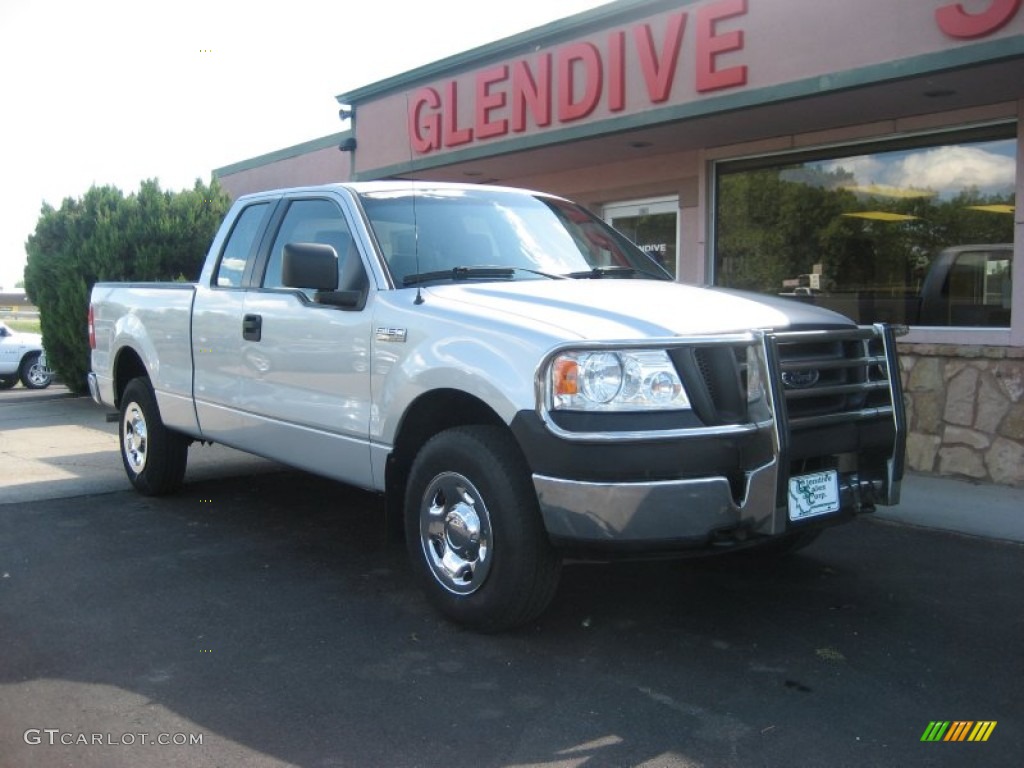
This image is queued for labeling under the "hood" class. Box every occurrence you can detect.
[2,328,42,346]
[425,279,855,341]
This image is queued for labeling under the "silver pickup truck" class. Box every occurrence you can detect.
[0,320,53,389]
[89,181,906,630]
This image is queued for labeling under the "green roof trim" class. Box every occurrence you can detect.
[214,130,354,177]
[335,0,695,104]
[353,37,1024,180]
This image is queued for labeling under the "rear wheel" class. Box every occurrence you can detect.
[120,377,189,495]
[405,425,561,632]
[19,352,53,389]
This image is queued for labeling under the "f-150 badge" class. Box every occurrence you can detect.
[376,327,408,343]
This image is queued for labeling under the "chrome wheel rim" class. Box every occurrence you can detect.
[27,361,51,387]
[122,402,148,474]
[420,471,493,595]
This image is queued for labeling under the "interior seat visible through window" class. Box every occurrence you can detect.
[262,199,368,303]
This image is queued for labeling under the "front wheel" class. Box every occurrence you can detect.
[405,425,561,632]
[120,377,189,496]
[19,352,53,389]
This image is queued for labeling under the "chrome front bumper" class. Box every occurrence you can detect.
[533,464,895,544]
[531,324,905,546]
[534,459,778,543]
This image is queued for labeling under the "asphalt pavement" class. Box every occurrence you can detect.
[0,384,281,505]
[1,386,1022,767]
[3,384,1021,542]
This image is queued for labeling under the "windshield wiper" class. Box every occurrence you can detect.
[564,266,638,279]
[563,266,670,280]
[402,265,563,286]
[514,267,567,280]
[403,267,514,286]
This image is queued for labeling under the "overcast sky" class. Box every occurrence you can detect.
[0,0,610,290]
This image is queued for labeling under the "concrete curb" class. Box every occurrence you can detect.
[874,472,1024,544]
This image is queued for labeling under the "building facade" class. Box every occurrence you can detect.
[216,0,1024,485]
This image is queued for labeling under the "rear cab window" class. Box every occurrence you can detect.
[215,203,270,287]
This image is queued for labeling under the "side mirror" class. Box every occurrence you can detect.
[282,243,338,292]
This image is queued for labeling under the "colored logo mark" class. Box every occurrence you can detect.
[921,721,997,742]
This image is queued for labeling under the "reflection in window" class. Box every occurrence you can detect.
[263,199,351,291]
[216,203,268,287]
[925,247,1012,327]
[608,211,677,278]
[358,188,669,286]
[715,134,1015,327]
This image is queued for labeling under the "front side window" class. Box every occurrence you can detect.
[715,131,1016,327]
[262,199,356,293]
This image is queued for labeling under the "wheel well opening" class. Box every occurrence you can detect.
[384,389,509,537]
[114,349,148,408]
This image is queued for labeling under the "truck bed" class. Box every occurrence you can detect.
[89,282,198,434]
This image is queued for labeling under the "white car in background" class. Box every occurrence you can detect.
[0,320,53,389]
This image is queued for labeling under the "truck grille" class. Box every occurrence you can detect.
[675,327,897,430]
[773,330,894,429]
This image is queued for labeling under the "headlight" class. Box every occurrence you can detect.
[550,350,691,411]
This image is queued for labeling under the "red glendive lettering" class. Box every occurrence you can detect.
[635,14,687,103]
[936,0,1021,39]
[559,42,603,122]
[476,65,509,140]
[696,0,748,92]
[409,0,748,154]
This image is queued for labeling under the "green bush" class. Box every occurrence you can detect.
[24,179,231,393]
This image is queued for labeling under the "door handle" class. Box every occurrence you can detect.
[242,314,262,342]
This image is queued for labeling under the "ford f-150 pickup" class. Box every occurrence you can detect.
[89,181,906,630]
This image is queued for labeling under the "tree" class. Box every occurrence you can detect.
[716,166,854,293]
[23,178,230,393]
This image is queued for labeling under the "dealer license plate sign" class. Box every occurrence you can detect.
[788,470,840,521]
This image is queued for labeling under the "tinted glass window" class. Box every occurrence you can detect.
[608,206,678,278]
[263,199,354,292]
[715,133,1015,327]
[216,203,268,287]
[358,188,670,286]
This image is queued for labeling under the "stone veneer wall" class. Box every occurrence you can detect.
[900,343,1024,487]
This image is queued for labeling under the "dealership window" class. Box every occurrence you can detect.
[714,127,1016,327]
[605,197,679,278]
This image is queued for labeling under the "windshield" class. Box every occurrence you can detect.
[356,187,671,286]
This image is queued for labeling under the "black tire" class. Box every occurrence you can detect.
[747,529,823,557]
[119,377,189,496]
[19,351,53,389]
[0,375,17,390]
[405,425,561,632]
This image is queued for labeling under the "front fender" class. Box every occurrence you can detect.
[373,333,536,446]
